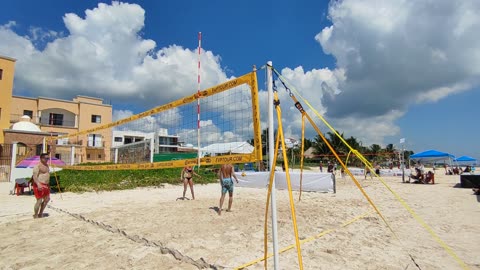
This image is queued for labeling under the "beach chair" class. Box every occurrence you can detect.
[15,178,31,195]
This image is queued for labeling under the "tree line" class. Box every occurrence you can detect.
[251,129,414,167]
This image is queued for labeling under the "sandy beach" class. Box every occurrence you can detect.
[0,169,478,270]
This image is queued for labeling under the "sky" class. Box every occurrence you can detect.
[1,0,479,160]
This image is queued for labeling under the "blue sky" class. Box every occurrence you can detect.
[1,0,479,160]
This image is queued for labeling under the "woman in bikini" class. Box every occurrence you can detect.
[181,166,201,200]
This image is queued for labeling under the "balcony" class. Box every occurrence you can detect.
[56,139,83,146]
[10,111,77,128]
[39,117,76,128]
[87,141,106,149]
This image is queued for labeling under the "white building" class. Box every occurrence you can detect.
[112,129,182,153]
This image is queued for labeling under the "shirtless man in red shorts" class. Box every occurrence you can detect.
[32,153,50,218]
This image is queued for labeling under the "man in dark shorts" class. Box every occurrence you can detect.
[218,164,239,215]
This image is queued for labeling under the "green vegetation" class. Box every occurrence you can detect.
[254,128,414,168]
[52,167,219,193]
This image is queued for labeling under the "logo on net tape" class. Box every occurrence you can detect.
[184,160,198,166]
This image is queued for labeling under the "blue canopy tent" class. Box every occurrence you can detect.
[410,149,455,164]
[454,156,477,166]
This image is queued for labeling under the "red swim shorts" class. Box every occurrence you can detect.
[33,183,50,199]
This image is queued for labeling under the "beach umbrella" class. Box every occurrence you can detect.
[16,156,66,168]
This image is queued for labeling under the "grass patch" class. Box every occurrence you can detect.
[53,167,219,193]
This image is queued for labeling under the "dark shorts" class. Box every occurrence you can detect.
[222,178,234,194]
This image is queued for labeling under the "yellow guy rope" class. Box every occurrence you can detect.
[274,91,304,269]
[263,123,282,269]
[236,211,371,270]
[273,69,470,270]
[49,134,62,200]
[299,114,305,201]
[262,92,304,270]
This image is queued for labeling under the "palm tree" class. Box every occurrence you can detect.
[383,143,396,166]
[313,134,329,156]
[369,144,382,163]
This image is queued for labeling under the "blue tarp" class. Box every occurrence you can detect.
[410,149,454,163]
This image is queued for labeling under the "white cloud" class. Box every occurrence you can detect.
[0,2,228,109]
[253,0,480,147]
[304,0,480,145]
[112,109,134,122]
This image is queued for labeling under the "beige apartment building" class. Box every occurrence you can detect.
[0,55,16,143]
[7,95,113,163]
[1,54,112,163]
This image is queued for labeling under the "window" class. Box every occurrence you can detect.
[91,115,101,123]
[124,137,133,144]
[87,134,102,147]
[55,154,61,159]
[23,110,33,118]
[49,113,63,126]
[98,154,102,159]
[114,137,123,142]
[0,69,3,80]
[87,154,91,159]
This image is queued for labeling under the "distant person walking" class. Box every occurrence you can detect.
[218,164,239,215]
[319,162,323,172]
[181,165,201,200]
[327,162,334,173]
[32,153,50,219]
[365,166,372,180]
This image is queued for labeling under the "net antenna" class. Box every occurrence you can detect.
[196,32,202,170]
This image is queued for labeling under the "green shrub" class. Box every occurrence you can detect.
[54,167,219,193]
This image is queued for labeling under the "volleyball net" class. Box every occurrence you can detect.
[47,71,262,170]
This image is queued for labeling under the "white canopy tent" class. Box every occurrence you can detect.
[200,141,254,156]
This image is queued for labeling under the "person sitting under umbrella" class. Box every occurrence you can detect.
[408,168,424,183]
[424,171,435,184]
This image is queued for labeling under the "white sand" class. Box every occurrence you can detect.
[0,169,479,269]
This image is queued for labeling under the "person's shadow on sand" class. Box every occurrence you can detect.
[474,189,480,202]
[176,197,190,201]
[209,206,220,214]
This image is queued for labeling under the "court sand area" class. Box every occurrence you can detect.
[0,171,479,269]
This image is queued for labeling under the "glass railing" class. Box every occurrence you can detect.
[39,117,76,127]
